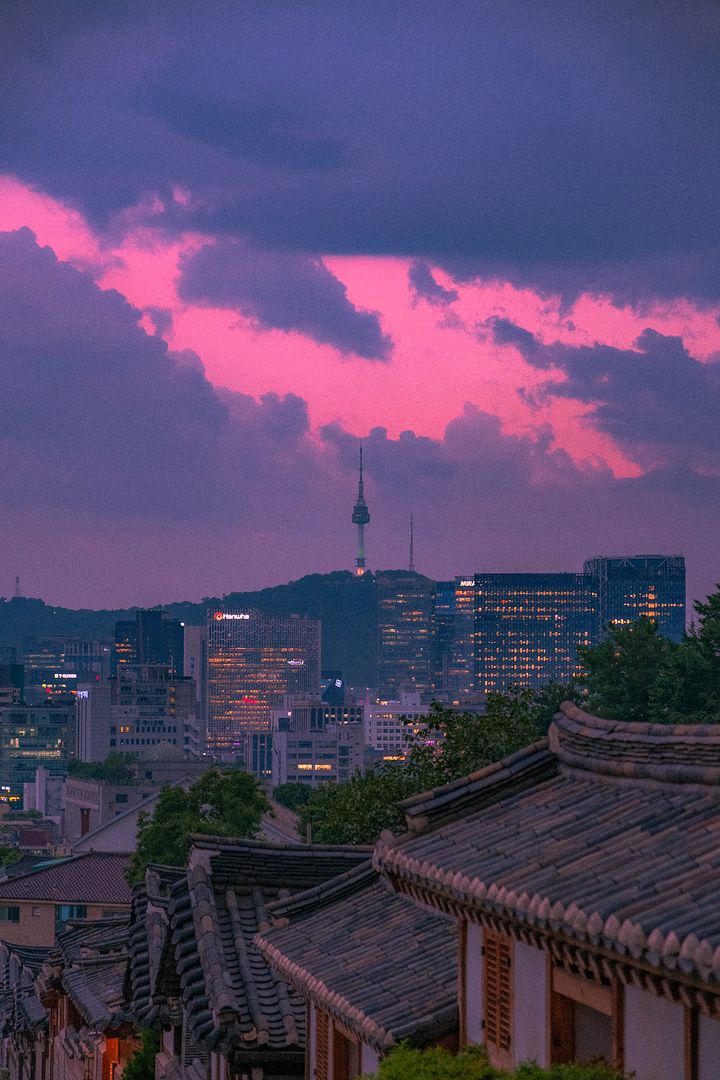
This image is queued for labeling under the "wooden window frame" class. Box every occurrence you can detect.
[315,1007,330,1080]
[547,959,624,1071]
[483,927,513,1068]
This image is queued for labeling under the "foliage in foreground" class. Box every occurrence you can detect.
[127,769,269,882]
[299,689,557,845]
[122,1029,159,1080]
[363,1043,626,1080]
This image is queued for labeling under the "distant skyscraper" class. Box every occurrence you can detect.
[114,609,184,674]
[584,555,686,643]
[377,571,436,699]
[352,445,370,575]
[473,573,598,693]
[207,610,321,751]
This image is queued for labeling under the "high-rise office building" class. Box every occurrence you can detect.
[377,571,436,700]
[113,610,184,674]
[207,610,321,752]
[0,701,75,801]
[473,573,598,693]
[75,665,199,762]
[584,555,686,643]
[21,638,111,703]
[433,576,476,699]
[184,624,208,748]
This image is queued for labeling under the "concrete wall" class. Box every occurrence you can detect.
[624,986,685,1080]
[465,921,484,1044]
[699,1013,720,1080]
[513,941,548,1067]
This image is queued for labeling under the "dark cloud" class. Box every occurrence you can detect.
[408,261,458,306]
[489,318,720,471]
[178,240,392,360]
[0,227,717,611]
[3,3,720,304]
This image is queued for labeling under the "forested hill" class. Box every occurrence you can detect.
[0,571,380,686]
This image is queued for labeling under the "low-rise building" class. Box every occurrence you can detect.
[375,704,720,1079]
[0,851,131,946]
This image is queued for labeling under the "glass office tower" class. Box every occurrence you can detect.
[207,610,321,751]
[377,571,436,700]
[473,573,598,693]
[583,555,686,643]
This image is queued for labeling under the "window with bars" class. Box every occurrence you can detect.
[316,1007,330,1080]
[484,928,513,1056]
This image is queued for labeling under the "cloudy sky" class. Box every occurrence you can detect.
[1,1,719,608]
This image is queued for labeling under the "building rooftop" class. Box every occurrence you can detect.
[155,837,372,1056]
[0,852,132,905]
[255,862,457,1053]
[376,703,720,998]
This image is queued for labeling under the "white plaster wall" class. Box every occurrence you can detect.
[465,922,484,1044]
[513,942,549,1067]
[624,987,684,1080]
[699,1013,720,1080]
[360,1044,380,1075]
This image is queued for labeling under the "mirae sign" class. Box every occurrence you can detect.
[213,611,251,621]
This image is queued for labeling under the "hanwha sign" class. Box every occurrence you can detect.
[213,611,224,621]
[213,611,250,621]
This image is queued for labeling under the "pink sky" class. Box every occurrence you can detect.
[4,172,720,489]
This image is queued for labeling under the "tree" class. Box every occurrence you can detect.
[578,619,673,724]
[122,1029,159,1080]
[301,696,543,845]
[364,1043,625,1079]
[127,769,269,882]
[272,782,313,810]
[68,752,138,784]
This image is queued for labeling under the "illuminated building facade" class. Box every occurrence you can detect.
[377,571,436,700]
[473,573,598,692]
[584,555,686,643]
[207,610,321,751]
[0,702,74,801]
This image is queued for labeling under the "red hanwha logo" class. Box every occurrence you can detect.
[213,611,225,621]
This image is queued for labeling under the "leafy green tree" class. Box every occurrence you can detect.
[364,1043,625,1079]
[122,1029,159,1080]
[529,680,584,735]
[0,847,20,867]
[647,584,720,724]
[301,696,543,845]
[127,769,269,882]
[578,619,673,724]
[68,752,138,784]
[693,584,720,655]
[272,782,313,810]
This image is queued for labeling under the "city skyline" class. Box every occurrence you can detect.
[1,5,718,611]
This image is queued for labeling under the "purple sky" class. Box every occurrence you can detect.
[0,2,719,610]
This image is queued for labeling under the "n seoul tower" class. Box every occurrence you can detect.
[352,444,370,575]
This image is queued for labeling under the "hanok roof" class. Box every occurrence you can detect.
[255,862,457,1053]
[40,917,131,1035]
[126,863,185,1024]
[0,939,48,1036]
[376,704,720,999]
[161,837,372,1057]
[0,852,132,905]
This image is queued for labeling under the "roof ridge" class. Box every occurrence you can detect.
[263,861,376,926]
[553,703,720,785]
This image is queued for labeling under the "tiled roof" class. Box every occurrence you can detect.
[164,837,371,1056]
[41,917,131,1032]
[376,704,720,992]
[0,939,48,1034]
[126,864,185,1024]
[256,863,457,1052]
[0,853,132,905]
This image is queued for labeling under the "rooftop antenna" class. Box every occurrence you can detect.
[409,513,415,572]
[14,576,20,598]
